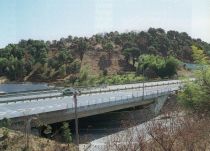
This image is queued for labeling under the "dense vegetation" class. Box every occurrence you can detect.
[71,72,144,86]
[137,55,180,79]
[0,28,210,82]
[179,68,210,112]
[178,45,210,113]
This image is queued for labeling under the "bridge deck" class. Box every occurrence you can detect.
[0,82,180,121]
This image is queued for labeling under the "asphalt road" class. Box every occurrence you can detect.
[0,79,180,102]
[0,80,181,120]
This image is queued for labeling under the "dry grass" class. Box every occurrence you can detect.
[0,128,76,151]
[0,77,8,84]
[81,50,126,76]
[177,67,193,78]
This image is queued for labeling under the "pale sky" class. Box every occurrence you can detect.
[0,0,209,48]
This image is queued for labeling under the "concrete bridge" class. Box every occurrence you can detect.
[0,80,184,125]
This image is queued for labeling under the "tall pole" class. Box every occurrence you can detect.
[26,118,30,150]
[26,117,37,150]
[73,93,79,148]
[142,65,145,100]
[141,53,145,100]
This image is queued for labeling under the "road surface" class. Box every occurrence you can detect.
[0,80,181,120]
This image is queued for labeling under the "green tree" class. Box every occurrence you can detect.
[104,42,114,58]
[0,58,8,75]
[58,49,73,65]
[137,55,179,78]
[123,47,140,66]
[77,38,88,61]
[61,122,72,143]
[0,118,11,128]
[178,67,210,112]
[39,48,48,64]
[164,56,179,77]
[66,60,81,74]
[59,65,66,77]
[48,58,59,69]
[192,45,208,65]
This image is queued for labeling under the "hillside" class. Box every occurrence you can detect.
[81,49,131,76]
[0,128,76,151]
[0,28,210,82]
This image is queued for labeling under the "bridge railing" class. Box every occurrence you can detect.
[81,80,182,94]
[0,88,62,98]
[65,88,174,115]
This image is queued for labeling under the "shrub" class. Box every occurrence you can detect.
[3,129,9,138]
[0,118,11,128]
[61,122,72,143]
[79,66,89,82]
[178,67,210,112]
[66,60,81,74]
[68,75,79,85]
[59,65,66,77]
[102,69,108,76]
[137,55,179,79]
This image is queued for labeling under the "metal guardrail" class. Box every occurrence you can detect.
[0,89,61,98]
[74,77,185,90]
[0,94,64,104]
[82,78,195,94]
[81,81,181,94]
[65,88,174,115]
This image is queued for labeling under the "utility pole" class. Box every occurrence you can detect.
[142,64,145,100]
[73,93,79,149]
[140,54,145,100]
[26,117,38,150]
